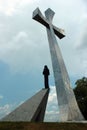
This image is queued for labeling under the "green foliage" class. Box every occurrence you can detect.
[74,77,87,120]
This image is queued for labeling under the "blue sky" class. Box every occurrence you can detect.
[0,0,87,122]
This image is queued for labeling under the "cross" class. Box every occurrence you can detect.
[32,8,84,121]
[32,8,69,121]
[32,8,65,39]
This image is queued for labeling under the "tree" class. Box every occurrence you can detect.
[74,77,87,120]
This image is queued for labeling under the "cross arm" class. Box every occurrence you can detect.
[32,8,65,39]
[32,8,49,28]
[53,25,65,39]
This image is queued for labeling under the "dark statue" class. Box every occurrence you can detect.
[43,65,50,89]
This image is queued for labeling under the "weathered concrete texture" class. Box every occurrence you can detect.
[33,8,84,121]
[1,89,49,122]
[32,8,65,39]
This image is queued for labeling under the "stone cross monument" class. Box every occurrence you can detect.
[33,8,84,121]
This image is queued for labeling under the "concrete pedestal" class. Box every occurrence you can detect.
[1,89,49,122]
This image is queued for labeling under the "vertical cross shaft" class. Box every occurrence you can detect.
[32,8,84,121]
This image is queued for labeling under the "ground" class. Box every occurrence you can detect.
[0,122,87,130]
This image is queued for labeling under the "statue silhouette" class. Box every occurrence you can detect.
[43,65,50,89]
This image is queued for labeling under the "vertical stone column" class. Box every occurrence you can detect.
[45,9,84,121]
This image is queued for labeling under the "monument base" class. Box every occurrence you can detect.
[0,122,87,130]
[1,89,49,122]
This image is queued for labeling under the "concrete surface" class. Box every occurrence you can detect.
[1,89,49,122]
[33,8,84,121]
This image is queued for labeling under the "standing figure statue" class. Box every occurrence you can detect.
[43,65,50,89]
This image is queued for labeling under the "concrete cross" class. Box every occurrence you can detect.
[32,8,65,39]
[32,8,84,121]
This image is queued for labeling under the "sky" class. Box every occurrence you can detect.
[0,0,87,122]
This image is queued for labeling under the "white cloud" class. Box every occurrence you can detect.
[0,31,28,51]
[47,87,58,104]
[44,86,59,122]
[0,95,3,100]
[0,29,51,73]
[0,101,24,119]
[0,88,59,122]
[0,0,36,16]
[0,0,86,77]
[78,34,87,50]
[0,93,24,120]
[0,104,13,119]
[73,16,87,77]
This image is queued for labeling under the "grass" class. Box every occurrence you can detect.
[0,122,87,130]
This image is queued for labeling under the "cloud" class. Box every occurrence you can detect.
[74,16,87,77]
[47,87,58,104]
[0,2,52,73]
[0,0,86,77]
[0,94,18,119]
[0,0,36,16]
[0,30,51,73]
[0,104,13,119]
[0,101,24,119]
[44,86,59,122]
[0,0,87,122]
[0,93,24,120]
[0,95,3,100]
[75,17,87,50]
[0,87,59,122]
